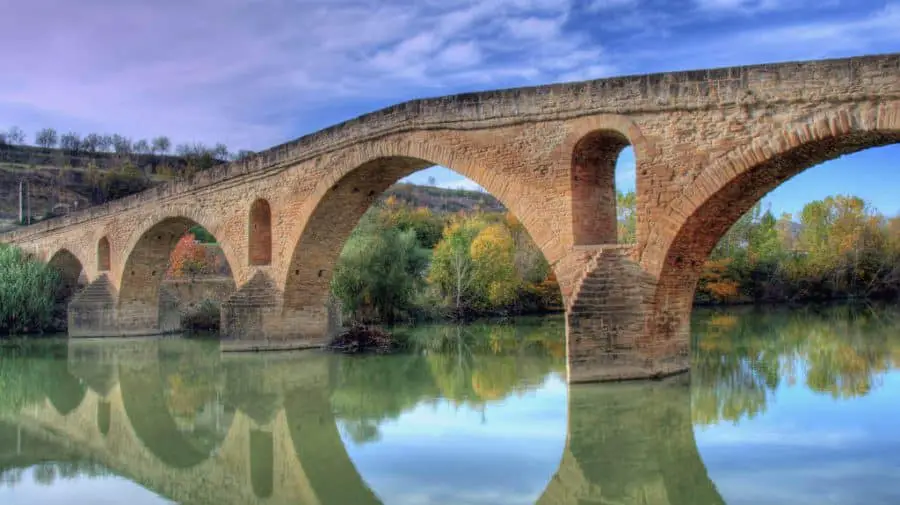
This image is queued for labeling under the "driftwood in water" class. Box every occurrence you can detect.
[327,324,397,354]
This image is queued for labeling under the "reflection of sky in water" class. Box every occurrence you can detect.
[0,468,173,505]
[342,374,568,505]
[696,371,900,505]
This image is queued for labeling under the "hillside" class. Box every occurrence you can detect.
[0,146,503,232]
[0,144,224,231]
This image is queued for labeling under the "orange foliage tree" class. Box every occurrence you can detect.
[167,233,214,279]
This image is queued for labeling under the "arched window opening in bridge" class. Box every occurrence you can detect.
[249,199,272,266]
[97,236,111,271]
[283,160,564,333]
[118,219,236,336]
[571,130,635,246]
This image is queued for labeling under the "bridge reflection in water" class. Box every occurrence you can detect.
[0,339,724,505]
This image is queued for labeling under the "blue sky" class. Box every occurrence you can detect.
[1,0,898,217]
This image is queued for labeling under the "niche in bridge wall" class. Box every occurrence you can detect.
[571,130,635,245]
[249,199,272,266]
[98,237,111,271]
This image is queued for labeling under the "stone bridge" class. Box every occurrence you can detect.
[1,53,899,382]
[0,340,724,505]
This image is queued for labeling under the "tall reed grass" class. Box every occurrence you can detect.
[0,243,61,334]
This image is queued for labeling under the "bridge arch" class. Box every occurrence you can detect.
[48,248,87,304]
[116,214,241,335]
[652,103,900,343]
[556,115,655,247]
[281,132,566,317]
[97,236,111,272]
[248,199,272,266]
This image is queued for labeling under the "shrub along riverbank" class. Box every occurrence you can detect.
[0,244,61,335]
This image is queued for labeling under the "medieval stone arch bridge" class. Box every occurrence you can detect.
[2,53,899,382]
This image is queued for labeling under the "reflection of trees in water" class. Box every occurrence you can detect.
[0,342,85,416]
[334,318,566,444]
[692,304,900,425]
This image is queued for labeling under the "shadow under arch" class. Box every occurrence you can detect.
[117,215,238,335]
[116,339,232,469]
[48,248,86,303]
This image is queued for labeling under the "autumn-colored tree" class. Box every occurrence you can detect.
[167,233,211,278]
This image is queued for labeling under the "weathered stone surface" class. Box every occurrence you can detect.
[2,53,899,382]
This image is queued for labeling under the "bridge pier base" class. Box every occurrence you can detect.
[220,272,342,351]
[68,274,121,338]
[564,248,690,383]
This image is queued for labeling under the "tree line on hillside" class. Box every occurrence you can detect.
[0,125,253,162]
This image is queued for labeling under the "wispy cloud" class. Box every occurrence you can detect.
[0,0,896,154]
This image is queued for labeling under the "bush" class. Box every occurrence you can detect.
[181,299,221,332]
[0,244,61,335]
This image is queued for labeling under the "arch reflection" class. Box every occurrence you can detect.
[1,307,896,505]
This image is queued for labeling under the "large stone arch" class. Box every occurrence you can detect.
[649,102,900,354]
[278,131,569,336]
[116,213,242,335]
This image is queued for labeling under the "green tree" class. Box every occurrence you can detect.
[331,211,429,323]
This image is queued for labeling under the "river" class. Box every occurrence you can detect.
[0,305,898,505]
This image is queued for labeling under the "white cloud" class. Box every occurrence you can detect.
[0,0,614,150]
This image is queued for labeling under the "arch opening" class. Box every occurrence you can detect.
[47,249,86,309]
[118,218,236,335]
[283,158,564,331]
[571,130,634,246]
[249,199,272,266]
[657,127,900,346]
[97,237,111,272]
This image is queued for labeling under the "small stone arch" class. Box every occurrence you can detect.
[554,115,656,247]
[48,248,86,303]
[97,236,111,271]
[249,199,272,266]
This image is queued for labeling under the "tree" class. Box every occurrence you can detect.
[617,190,637,243]
[166,233,213,279]
[111,134,132,155]
[331,213,429,323]
[6,126,26,145]
[233,149,254,161]
[59,131,81,152]
[133,139,150,155]
[98,135,113,152]
[152,136,171,155]
[82,133,102,153]
[470,223,519,308]
[429,217,485,315]
[35,128,58,148]
[212,143,229,161]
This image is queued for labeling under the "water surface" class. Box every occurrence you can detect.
[0,307,898,505]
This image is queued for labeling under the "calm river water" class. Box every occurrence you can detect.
[0,305,898,505]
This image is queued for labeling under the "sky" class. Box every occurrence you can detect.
[1,0,898,217]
